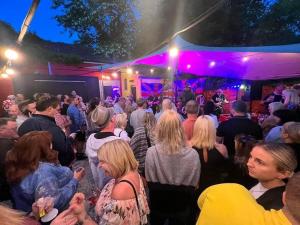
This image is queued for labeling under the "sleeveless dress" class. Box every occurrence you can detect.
[95,175,149,225]
[193,146,228,194]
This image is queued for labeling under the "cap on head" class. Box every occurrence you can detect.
[91,106,114,130]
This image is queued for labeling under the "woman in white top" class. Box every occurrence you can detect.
[247,143,297,210]
[113,113,130,142]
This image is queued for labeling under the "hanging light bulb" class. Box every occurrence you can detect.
[169,47,179,58]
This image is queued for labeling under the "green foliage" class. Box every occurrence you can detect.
[52,0,137,60]
[253,0,300,45]
[51,0,300,60]
[161,0,268,46]
[136,0,300,51]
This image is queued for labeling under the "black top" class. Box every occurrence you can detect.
[61,103,69,115]
[94,131,115,139]
[193,146,228,194]
[256,185,285,210]
[148,182,195,213]
[212,94,226,108]
[227,161,257,189]
[18,114,74,166]
[263,93,283,106]
[0,138,16,201]
[217,116,263,157]
[180,90,195,105]
[286,143,300,172]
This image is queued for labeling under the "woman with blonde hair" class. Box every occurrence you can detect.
[261,102,285,136]
[0,204,78,225]
[0,204,41,225]
[282,88,300,110]
[145,111,200,181]
[145,110,200,225]
[113,113,130,142]
[248,142,297,210]
[190,115,228,193]
[63,139,149,225]
[0,204,27,225]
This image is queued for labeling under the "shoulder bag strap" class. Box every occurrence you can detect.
[119,179,142,225]
[118,130,123,137]
[144,127,151,148]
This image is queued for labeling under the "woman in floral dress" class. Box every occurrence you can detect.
[61,139,149,225]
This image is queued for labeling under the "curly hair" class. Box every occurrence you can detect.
[5,131,58,184]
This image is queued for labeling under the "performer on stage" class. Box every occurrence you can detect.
[196,94,206,107]
[262,84,285,112]
[147,92,159,114]
[180,85,195,106]
[212,89,228,116]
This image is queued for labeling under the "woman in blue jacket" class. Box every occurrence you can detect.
[5,131,84,213]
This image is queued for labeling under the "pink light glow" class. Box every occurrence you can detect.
[209,61,216,67]
[131,50,300,80]
[242,56,249,62]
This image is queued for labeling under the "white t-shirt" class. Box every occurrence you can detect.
[114,128,130,142]
[208,114,219,128]
[249,182,268,199]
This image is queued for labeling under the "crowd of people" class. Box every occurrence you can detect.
[0,83,300,225]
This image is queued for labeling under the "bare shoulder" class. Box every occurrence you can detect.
[111,175,140,200]
[215,143,228,158]
[111,183,135,200]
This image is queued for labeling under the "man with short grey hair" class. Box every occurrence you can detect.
[182,100,199,140]
[155,98,173,120]
[130,98,147,131]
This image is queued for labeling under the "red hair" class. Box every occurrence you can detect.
[6,131,58,183]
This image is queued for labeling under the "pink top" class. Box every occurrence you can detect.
[182,114,198,140]
[54,114,71,135]
[95,175,149,225]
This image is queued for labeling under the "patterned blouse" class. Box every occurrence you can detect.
[95,175,149,225]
